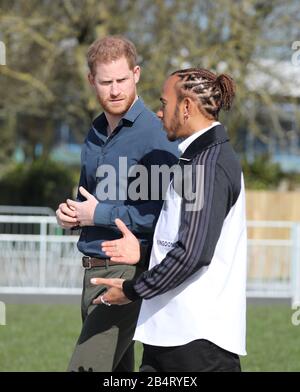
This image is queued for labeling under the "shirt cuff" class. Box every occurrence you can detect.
[93,202,113,226]
[122,280,141,302]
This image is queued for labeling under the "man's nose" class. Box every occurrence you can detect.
[110,82,121,96]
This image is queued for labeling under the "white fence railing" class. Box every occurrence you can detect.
[0,215,81,294]
[0,215,299,304]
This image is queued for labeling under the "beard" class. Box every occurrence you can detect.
[98,89,137,116]
[165,105,181,141]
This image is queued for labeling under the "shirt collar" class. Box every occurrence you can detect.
[122,97,145,123]
[91,97,145,137]
[178,121,220,154]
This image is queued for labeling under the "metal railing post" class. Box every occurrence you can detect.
[39,220,47,289]
[291,223,300,306]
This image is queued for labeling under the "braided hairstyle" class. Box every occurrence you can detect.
[171,68,236,120]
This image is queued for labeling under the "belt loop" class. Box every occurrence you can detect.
[105,259,109,269]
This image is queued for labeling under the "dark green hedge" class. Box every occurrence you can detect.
[0,160,78,211]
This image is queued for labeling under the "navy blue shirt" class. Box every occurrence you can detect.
[77,98,179,257]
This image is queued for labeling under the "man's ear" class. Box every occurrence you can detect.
[133,65,141,84]
[183,97,192,116]
[88,72,95,88]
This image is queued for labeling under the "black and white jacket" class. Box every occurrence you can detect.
[124,123,247,355]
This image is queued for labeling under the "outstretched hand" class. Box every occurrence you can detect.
[91,277,131,305]
[101,218,140,264]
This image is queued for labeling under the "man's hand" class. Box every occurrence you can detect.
[67,186,98,226]
[91,278,131,305]
[56,202,79,229]
[101,218,140,264]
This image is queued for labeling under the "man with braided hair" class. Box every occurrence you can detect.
[91,68,247,372]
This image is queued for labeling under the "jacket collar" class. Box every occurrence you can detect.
[180,124,229,161]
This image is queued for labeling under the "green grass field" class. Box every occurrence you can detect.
[0,303,299,371]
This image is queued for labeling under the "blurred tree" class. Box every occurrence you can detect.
[0,0,111,163]
[0,0,299,167]
[129,0,300,149]
[242,154,282,189]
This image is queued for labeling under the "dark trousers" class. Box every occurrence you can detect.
[67,263,143,372]
[140,339,241,372]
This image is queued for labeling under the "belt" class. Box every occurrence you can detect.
[82,256,120,269]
